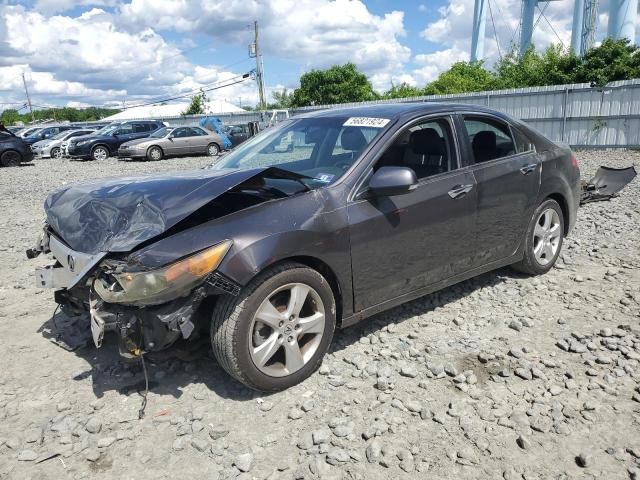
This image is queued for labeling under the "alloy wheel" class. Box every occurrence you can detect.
[51,148,62,159]
[207,144,219,156]
[532,208,561,266]
[249,283,325,377]
[149,147,162,161]
[93,147,108,161]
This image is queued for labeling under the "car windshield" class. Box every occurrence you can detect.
[96,124,120,135]
[150,127,172,138]
[210,117,385,187]
[51,131,72,140]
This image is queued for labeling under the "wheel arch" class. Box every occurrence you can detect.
[544,192,570,236]
[146,144,164,157]
[91,143,111,155]
[1,148,21,158]
[0,149,22,166]
[239,255,344,328]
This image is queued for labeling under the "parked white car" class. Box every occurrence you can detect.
[32,129,95,159]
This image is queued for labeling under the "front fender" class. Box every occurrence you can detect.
[218,228,354,317]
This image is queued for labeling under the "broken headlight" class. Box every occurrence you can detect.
[94,240,232,306]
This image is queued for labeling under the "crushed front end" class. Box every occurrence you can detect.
[28,225,239,358]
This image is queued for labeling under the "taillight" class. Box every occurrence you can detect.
[571,154,578,168]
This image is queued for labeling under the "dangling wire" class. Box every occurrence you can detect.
[137,352,149,419]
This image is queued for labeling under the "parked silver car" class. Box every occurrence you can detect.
[117,126,224,161]
[17,127,43,138]
[32,129,95,159]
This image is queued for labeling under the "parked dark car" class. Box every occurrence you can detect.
[66,120,163,161]
[23,125,78,145]
[29,103,581,391]
[224,124,250,147]
[1,131,34,167]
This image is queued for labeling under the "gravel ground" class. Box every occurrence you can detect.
[0,151,638,480]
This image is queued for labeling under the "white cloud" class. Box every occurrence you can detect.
[1,0,414,108]
[34,0,120,15]
[412,47,469,84]
[120,0,411,84]
[412,0,579,84]
[0,4,255,108]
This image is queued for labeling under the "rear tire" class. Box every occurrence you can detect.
[0,150,21,167]
[513,199,564,275]
[211,262,336,391]
[207,143,220,157]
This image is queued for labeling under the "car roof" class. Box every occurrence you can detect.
[298,102,511,121]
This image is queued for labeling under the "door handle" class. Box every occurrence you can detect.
[520,163,537,175]
[448,184,474,199]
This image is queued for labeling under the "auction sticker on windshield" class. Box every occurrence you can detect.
[343,117,390,128]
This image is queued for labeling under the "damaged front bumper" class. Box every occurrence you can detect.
[29,228,240,357]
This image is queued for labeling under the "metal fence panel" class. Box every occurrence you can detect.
[121,80,640,148]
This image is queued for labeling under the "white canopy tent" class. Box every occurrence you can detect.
[102,100,244,121]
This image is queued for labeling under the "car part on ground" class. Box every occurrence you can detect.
[580,165,637,204]
[29,103,582,391]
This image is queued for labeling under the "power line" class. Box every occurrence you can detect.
[487,0,503,60]
[492,0,516,47]
[539,7,566,49]
[121,73,252,110]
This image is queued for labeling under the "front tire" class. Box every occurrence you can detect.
[0,150,21,167]
[91,146,109,161]
[513,199,564,275]
[147,146,163,161]
[211,262,336,391]
[50,147,62,159]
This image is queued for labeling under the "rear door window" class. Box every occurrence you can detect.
[463,117,516,163]
[512,127,534,153]
[191,127,208,136]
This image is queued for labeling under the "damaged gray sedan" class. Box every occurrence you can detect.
[28,103,581,391]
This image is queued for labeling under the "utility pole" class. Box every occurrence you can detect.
[250,20,267,110]
[22,73,35,123]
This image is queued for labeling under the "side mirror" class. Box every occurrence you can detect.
[368,166,418,197]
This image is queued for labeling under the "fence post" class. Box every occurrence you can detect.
[486,93,490,106]
[561,88,569,143]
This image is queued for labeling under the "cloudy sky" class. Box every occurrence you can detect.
[0,0,634,111]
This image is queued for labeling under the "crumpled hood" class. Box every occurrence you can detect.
[44,167,268,254]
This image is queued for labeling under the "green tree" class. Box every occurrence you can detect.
[269,88,294,109]
[383,82,424,99]
[423,61,497,95]
[0,106,119,125]
[574,38,640,86]
[183,92,207,115]
[0,109,22,125]
[493,45,579,89]
[291,63,378,107]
